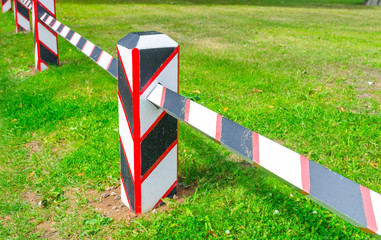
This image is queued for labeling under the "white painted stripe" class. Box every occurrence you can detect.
[370,190,381,235]
[118,96,135,180]
[17,12,31,31]
[60,26,70,38]
[97,51,113,70]
[45,15,54,25]
[147,84,164,106]
[40,62,49,71]
[120,181,131,211]
[52,20,61,31]
[2,1,11,13]
[69,32,81,46]
[37,22,58,54]
[117,45,133,92]
[136,34,178,50]
[39,0,55,15]
[258,135,303,190]
[19,0,31,10]
[35,43,38,68]
[188,101,218,139]
[139,55,178,137]
[82,41,95,57]
[40,13,47,21]
[141,144,177,213]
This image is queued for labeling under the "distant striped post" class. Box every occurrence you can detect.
[32,0,58,71]
[117,32,179,214]
[13,0,31,32]
[1,0,11,13]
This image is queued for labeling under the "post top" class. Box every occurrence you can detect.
[117,31,178,50]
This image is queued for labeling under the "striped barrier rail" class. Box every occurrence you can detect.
[39,12,118,78]
[147,84,381,238]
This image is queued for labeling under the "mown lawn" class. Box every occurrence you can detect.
[0,0,380,239]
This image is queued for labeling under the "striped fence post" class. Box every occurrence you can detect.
[13,0,31,32]
[32,0,58,71]
[117,31,179,214]
[1,0,11,13]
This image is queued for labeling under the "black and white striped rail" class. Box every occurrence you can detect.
[40,12,118,79]
[18,0,32,10]
[147,84,381,238]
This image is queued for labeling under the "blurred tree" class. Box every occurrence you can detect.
[363,0,381,5]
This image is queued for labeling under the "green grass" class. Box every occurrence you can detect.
[1,0,380,239]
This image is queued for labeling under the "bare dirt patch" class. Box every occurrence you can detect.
[25,141,43,157]
[21,191,59,238]
[36,219,59,239]
[86,184,196,221]
[19,66,37,76]
[22,190,41,205]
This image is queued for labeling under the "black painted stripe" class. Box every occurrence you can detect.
[139,47,176,91]
[76,37,87,50]
[49,18,56,27]
[309,160,367,227]
[220,117,253,160]
[90,46,102,62]
[163,89,186,121]
[65,30,74,41]
[42,13,49,22]
[36,2,47,19]
[39,43,58,66]
[108,58,118,78]
[141,113,177,177]
[118,56,133,133]
[56,23,64,33]
[120,142,135,213]
[16,1,29,20]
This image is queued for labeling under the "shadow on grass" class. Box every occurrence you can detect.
[179,125,366,238]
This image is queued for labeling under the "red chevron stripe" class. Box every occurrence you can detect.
[139,46,179,95]
[360,186,378,233]
[39,41,58,57]
[38,1,55,17]
[141,111,166,141]
[141,140,177,183]
[153,180,178,209]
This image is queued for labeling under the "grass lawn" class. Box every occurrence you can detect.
[1,0,380,239]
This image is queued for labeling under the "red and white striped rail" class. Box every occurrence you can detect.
[39,12,117,78]
[147,84,381,238]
